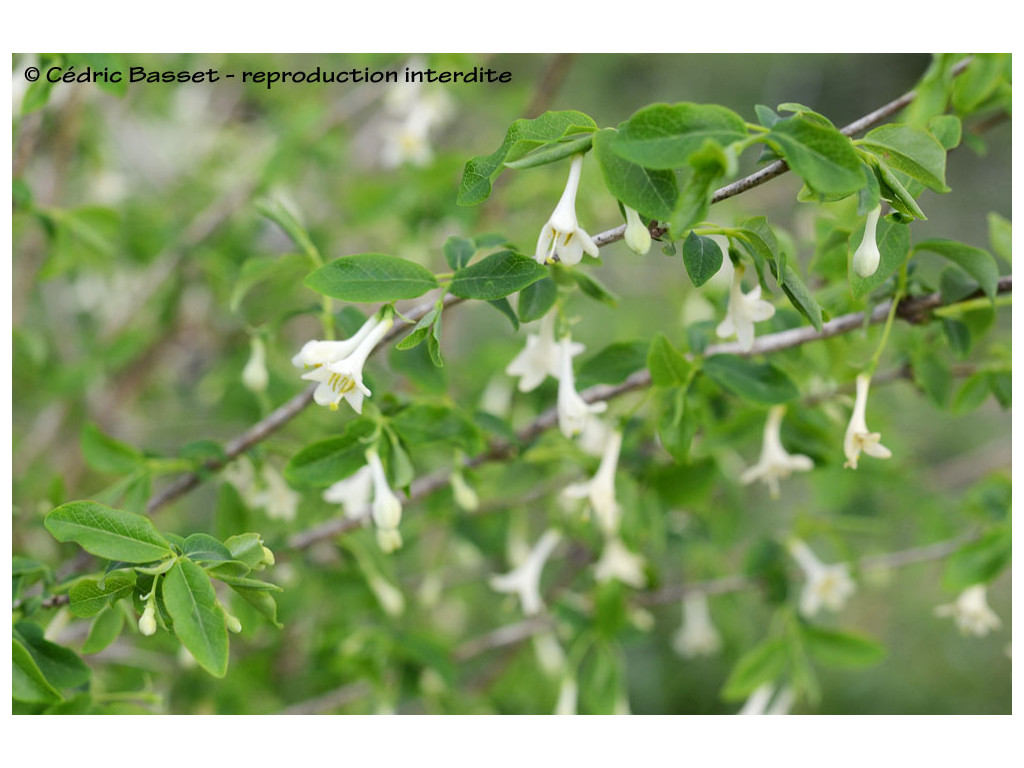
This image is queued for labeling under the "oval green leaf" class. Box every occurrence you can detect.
[305,253,438,302]
[449,250,548,301]
[162,558,229,678]
[702,355,799,404]
[45,501,174,563]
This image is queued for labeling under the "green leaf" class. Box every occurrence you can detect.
[668,140,730,236]
[449,250,548,301]
[504,134,594,169]
[68,571,137,618]
[80,423,143,474]
[914,239,999,301]
[391,403,481,453]
[682,232,723,288]
[182,533,234,564]
[592,128,677,220]
[14,622,91,689]
[487,297,520,331]
[12,637,63,704]
[284,418,377,488]
[987,213,1011,263]
[442,236,476,271]
[576,340,649,388]
[553,264,618,306]
[721,638,788,700]
[457,110,597,205]
[254,197,320,261]
[780,263,823,332]
[304,253,438,302]
[45,502,174,563]
[516,277,558,323]
[230,254,308,312]
[802,626,887,668]
[162,558,229,678]
[230,587,283,628]
[849,218,911,299]
[606,102,747,169]
[655,386,696,463]
[952,53,1010,114]
[943,527,1011,591]
[873,159,927,220]
[952,372,993,414]
[764,115,863,197]
[395,307,439,351]
[702,356,799,404]
[647,334,692,387]
[82,606,125,654]
[861,123,948,193]
[213,574,283,591]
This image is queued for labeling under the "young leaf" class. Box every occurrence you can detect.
[162,558,229,678]
[669,140,729,236]
[181,533,234,564]
[442,236,476,271]
[764,115,863,198]
[702,355,799,404]
[304,253,438,302]
[504,134,594,169]
[914,239,999,301]
[68,571,137,618]
[45,501,174,563]
[230,587,283,628]
[801,625,887,668]
[449,250,548,301]
[860,123,949,193]
[682,232,723,288]
[606,102,747,169]
[224,533,269,570]
[592,128,677,220]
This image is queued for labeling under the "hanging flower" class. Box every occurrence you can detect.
[852,205,882,278]
[535,154,599,266]
[251,463,300,522]
[623,205,651,255]
[739,406,814,499]
[241,337,269,393]
[505,310,583,393]
[366,448,403,553]
[138,598,158,636]
[322,465,373,519]
[557,335,607,439]
[562,427,622,533]
[554,674,578,715]
[737,684,794,715]
[787,538,856,618]
[672,592,723,659]
[934,584,1002,637]
[593,535,646,588]
[295,308,394,414]
[843,373,892,469]
[449,465,479,512]
[488,528,562,615]
[716,265,775,352]
[532,631,567,677]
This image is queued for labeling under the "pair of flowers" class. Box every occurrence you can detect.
[322,448,404,553]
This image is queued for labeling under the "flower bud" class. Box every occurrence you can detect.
[225,612,242,634]
[852,206,882,278]
[261,545,276,566]
[138,600,158,636]
[241,337,269,393]
[376,527,403,554]
[623,205,651,255]
[450,469,479,512]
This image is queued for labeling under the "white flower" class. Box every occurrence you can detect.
[716,265,775,352]
[366,449,403,552]
[241,337,269,393]
[322,465,373,519]
[787,538,856,618]
[562,428,623,533]
[505,311,583,393]
[296,310,394,414]
[138,599,158,636]
[557,335,607,439]
[554,675,578,715]
[577,414,612,457]
[672,592,723,659]
[367,573,406,618]
[532,631,567,677]
[251,463,300,522]
[843,373,892,469]
[852,205,882,278]
[594,536,646,588]
[738,684,794,715]
[449,467,479,512]
[623,205,651,255]
[935,584,1002,637]
[739,406,814,499]
[535,154,600,266]
[378,61,452,168]
[489,529,562,615]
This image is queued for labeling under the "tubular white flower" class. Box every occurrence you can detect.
[489,529,562,616]
[715,265,776,352]
[291,313,379,368]
[623,205,652,255]
[554,675,578,715]
[138,598,158,636]
[739,406,814,499]
[505,311,583,393]
[787,538,856,618]
[557,335,607,439]
[535,154,600,266]
[251,464,300,522]
[594,536,646,588]
[843,373,892,469]
[934,584,1002,636]
[672,592,723,659]
[299,310,394,414]
[852,205,882,278]
[366,449,403,553]
[322,465,373,519]
[737,684,774,715]
[562,428,623,534]
[241,337,269,393]
[532,631,567,677]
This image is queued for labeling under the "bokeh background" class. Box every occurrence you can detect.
[12,53,1011,714]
